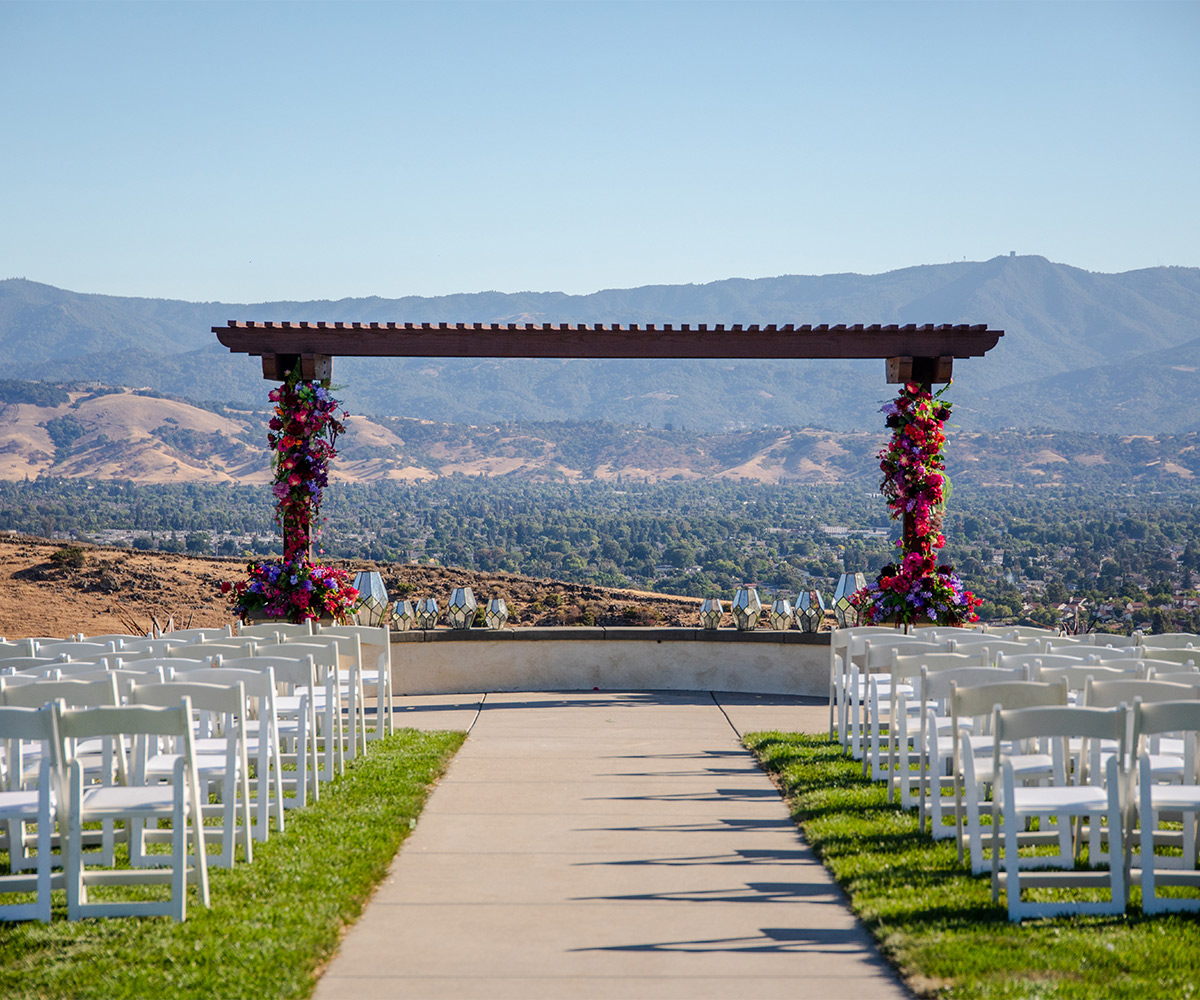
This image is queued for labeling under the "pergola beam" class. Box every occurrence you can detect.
[214,320,1003,384]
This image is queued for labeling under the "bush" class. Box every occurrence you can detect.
[49,545,86,568]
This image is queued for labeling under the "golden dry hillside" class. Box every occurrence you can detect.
[0,535,704,640]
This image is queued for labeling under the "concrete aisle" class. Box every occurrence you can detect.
[315,691,908,1000]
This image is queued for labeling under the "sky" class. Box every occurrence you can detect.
[2,0,1197,304]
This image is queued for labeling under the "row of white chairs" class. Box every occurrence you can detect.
[829,624,1200,920]
[0,620,398,922]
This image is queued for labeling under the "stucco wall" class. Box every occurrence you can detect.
[388,627,830,696]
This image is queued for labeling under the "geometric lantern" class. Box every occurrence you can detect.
[415,597,439,630]
[698,597,724,630]
[832,572,866,628]
[794,590,826,633]
[447,587,477,629]
[731,586,762,631]
[768,597,794,631]
[352,571,390,626]
[484,597,509,630]
[392,599,416,632]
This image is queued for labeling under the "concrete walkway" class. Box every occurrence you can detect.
[315,691,908,999]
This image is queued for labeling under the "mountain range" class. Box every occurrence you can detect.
[1,255,1198,434]
[1,384,1195,488]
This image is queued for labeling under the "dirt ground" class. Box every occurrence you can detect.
[0,535,710,640]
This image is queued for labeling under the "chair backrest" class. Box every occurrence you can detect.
[1146,670,1200,687]
[863,638,949,671]
[951,678,1070,724]
[891,651,984,685]
[993,704,1128,784]
[175,633,260,657]
[1135,647,1199,667]
[1083,677,1199,709]
[1136,632,1199,651]
[261,638,346,678]
[1133,700,1200,771]
[1039,635,1097,652]
[218,654,316,692]
[1087,657,1193,676]
[1001,625,1063,641]
[0,703,59,791]
[996,652,1089,673]
[237,621,313,640]
[1,674,121,710]
[0,654,69,675]
[0,638,36,658]
[173,665,277,701]
[32,640,116,659]
[77,633,147,646]
[159,626,234,643]
[846,629,916,662]
[130,679,246,717]
[1036,663,1144,691]
[1069,644,1140,662]
[315,624,389,674]
[113,638,181,658]
[972,639,1042,662]
[0,703,58,744]
[923,664,1029,708]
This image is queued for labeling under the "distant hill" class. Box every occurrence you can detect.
[1,256,1198,432]
[0,383,1195,488]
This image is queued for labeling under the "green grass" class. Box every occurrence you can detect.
[0,728,466,1000]
[744,731,1200,1000]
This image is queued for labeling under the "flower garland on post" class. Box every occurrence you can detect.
[223,365,359,624]
[852,381,981,627]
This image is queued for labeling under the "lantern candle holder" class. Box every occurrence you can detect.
[731,587,762,631]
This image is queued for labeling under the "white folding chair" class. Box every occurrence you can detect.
[159,626,234,643]
[917,664,1028,838]
[129,680,252,869]
[269,636,363,761]
[219,655,321,809]
[855,638,951,770]
[174,665,284,842]
[0,705,60,922]
[237,621,313,640]
[991,704,1130,921]
[829,625,897,742]
[3,675,124,871]
[316,624,394,739]
[56,700,210,921]
[951,679,1068,874]
[1136,633,1199,651]
[1132,700,1200,913]
[877,651,984,798]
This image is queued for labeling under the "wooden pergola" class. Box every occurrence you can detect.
[213,321,1004,384]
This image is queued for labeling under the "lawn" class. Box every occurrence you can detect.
[744,731,1200,1000]
[0,728,466,1000]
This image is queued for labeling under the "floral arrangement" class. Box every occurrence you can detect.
[853,381,981,627]
[267,371,347,561]
[222,557,359,623]
[223,364,357,624]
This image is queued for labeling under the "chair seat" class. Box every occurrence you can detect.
[1147,784,1200,811]
[0,789,44,820]
[145,752,233,779]
[972,753,1052,784]
[78,784,181,818]
[1013,785,1110,814]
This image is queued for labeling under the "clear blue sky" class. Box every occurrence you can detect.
[3,0,1197,303]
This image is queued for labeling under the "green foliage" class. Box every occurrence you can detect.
[0,728,465,1000]
[42,414,87,457]
[0,379,70,407]
[49,544,86,568]
[745,731,1200,998]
